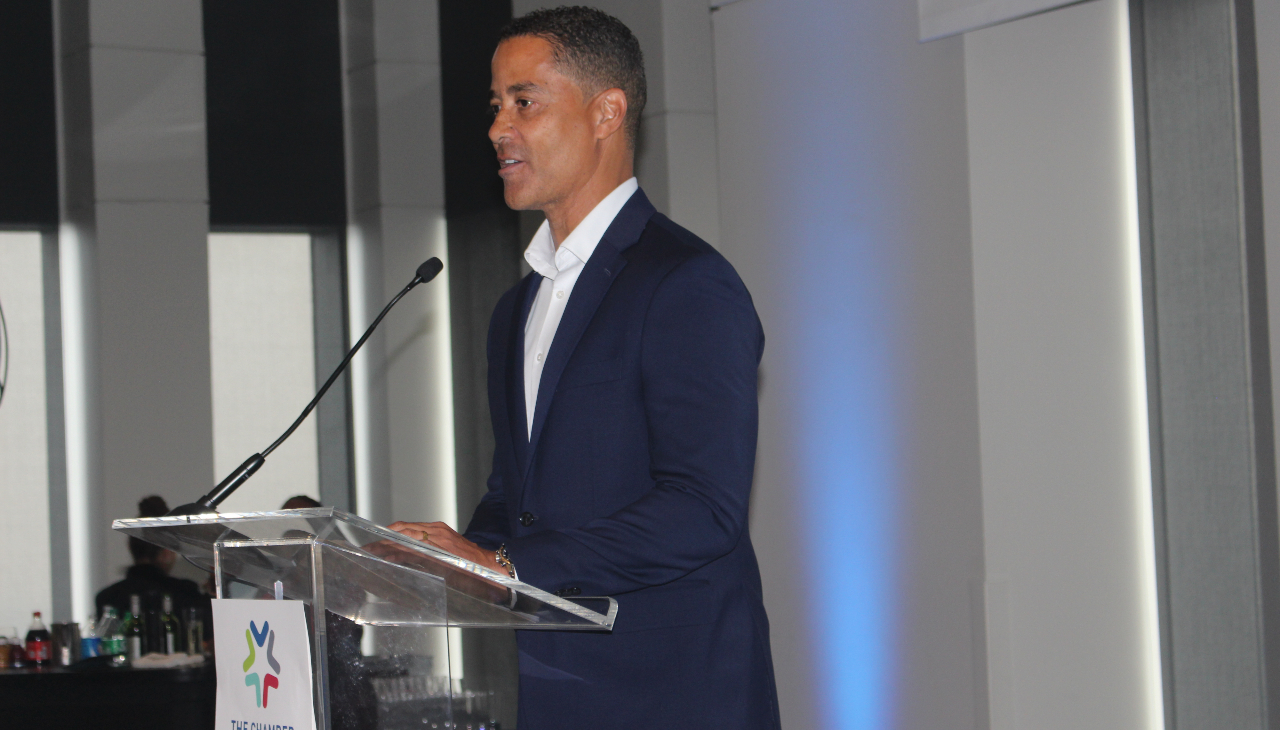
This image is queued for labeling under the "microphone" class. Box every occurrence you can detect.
[169,257,444,516]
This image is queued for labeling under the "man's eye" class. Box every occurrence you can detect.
[489,104,500,116]
[517,99,532,109]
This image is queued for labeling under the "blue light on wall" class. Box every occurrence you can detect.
[792,220,903,730]
[712,0,972,725]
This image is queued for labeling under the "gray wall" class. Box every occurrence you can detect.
[1261,0,1280,556]
[54,0,214,618]
[711,1,985,727]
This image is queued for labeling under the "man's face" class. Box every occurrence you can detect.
[489,36,598,211]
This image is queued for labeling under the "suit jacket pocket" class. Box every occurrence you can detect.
[610,579,719,634]
[557,357,622,391]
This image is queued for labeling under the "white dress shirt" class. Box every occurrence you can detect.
[522,177,639,436]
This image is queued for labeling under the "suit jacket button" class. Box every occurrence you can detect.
[520,511,537,527]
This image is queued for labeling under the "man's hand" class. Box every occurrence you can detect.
[387,521,503,574]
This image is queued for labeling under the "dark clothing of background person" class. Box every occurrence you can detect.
[95,563,210,629]
[464,190,781,729]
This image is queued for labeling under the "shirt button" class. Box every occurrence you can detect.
[556,290,565,299]
[520,512,537,527]
[536,353,544,362]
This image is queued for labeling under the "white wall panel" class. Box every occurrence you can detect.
[0,232,53,636]
[88,49,206,203]
[87,0,203,52]
[379,208,454,528]
[965,1,1162,727]
[919,0,1083,41]
[208,233,320,513]
[95,201,213,580]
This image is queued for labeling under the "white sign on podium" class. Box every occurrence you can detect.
[214,598,318,730]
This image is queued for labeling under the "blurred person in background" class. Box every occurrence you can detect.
[95,496,213,640]
[282,494,322,510]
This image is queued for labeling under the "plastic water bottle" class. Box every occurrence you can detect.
[98,607,124,657]
[81,615,102,658]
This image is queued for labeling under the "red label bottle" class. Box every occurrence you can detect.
[25,611,51,667]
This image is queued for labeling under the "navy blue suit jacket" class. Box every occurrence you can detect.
[464,189,780,729]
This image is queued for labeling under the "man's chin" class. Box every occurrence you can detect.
[503,187,541,212]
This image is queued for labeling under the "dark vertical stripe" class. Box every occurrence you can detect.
[0,1,58,226]
[312,231,353,512]
[440,0,522,520]
[42,232,70,621]
[204,0,346,228]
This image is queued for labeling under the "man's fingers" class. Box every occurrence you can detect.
[385,520,464,551]
[388,521,451,532]
[387,521,422,535]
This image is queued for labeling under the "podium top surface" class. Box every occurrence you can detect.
[113,508,615,631]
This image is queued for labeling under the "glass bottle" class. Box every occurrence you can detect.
[124,594,146,660]
[159,595,180,655]
[24,612,51,667]
[185,606,204,657]
[9,632,26,668]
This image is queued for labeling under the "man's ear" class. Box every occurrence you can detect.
[592,88,628,141]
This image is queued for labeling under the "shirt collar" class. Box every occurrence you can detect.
[524,222,558,280]
[523,177,639,279]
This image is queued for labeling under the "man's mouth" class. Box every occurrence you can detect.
[498,157,525,178]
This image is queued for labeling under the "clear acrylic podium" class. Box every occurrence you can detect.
[113,508,616,730]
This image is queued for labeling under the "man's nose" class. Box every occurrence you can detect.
[489,110,510,147]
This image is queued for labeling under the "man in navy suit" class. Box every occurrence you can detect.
[389,7,779,728]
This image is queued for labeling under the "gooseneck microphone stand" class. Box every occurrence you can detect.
[168,257,445,516]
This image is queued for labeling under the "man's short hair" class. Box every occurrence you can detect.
[500,6,647,147]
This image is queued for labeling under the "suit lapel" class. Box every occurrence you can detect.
[500,273,541,480]
[522,190,657,481]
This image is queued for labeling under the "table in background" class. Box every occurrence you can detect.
[0,663,214,729]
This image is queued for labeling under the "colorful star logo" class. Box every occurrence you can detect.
[242,620,282,708]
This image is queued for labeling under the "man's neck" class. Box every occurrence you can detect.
[544,158,633,247]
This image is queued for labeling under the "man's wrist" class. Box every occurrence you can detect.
[494,543,518,580]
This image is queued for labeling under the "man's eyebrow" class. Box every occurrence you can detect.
[490,82,544,101]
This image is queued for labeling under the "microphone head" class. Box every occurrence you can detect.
[416,257,444,283]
